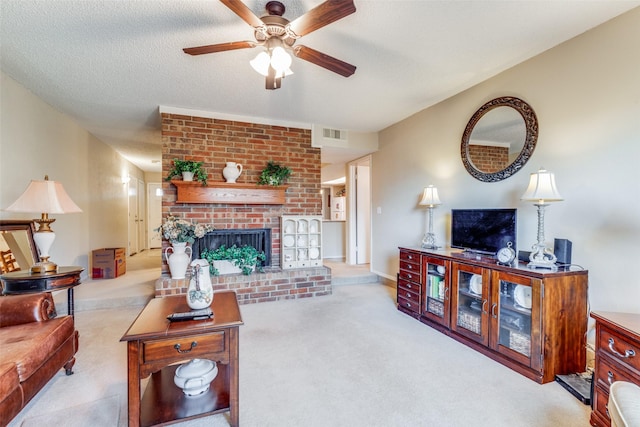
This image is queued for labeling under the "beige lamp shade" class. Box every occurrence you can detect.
[5,178,82,214]
[419,185,442,207]
[521,168,563,203]
[4,176,81,273]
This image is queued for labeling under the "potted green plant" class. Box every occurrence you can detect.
[201,244,266,276]
[257,161,292,186]
[165,159,208,186]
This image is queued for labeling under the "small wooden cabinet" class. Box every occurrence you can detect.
[590,312,640,427]
[397,247,588,384]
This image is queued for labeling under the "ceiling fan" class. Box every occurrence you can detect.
[183,0,357,90]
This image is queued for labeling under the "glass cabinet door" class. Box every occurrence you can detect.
[422,256,450,328]
[490,271,542,369]
[451,263,489,345]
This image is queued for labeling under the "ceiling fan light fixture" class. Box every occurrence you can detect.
[250,51,271,76]
[270,46,292,73]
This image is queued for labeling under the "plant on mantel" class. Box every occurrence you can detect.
[201,244,266,276]
[257,161,292,186]
[165,159,208,186]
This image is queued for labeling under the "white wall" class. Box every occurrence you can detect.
[371,8,640,313]
[0,72,142,276]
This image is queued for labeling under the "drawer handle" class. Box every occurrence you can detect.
[406,302,411,308]
[607,371,614,385]
[608,337,637,358]
[174,341,198,354]
[407,255,413,260]
[406,292,411,298]
[406,274,412,280]
[407,265,412,270]
[482,300,488,315]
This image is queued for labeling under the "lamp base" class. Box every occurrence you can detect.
[527,243,558,271]
[31,261,58,274]
[421,233,439,250]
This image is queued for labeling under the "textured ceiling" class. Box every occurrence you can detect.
[2,1,638,173]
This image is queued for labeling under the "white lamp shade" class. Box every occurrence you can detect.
[419,185,442,207]
[5,179,82,214]
[270,46,292,73]
[250,52,270,76]
[521,168,564,203]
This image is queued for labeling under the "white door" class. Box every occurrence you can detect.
[347,156,371,265]
[148,183,163,248]
[128,177,139,256]
[137,179,146,251]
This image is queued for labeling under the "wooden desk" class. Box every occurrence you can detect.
[120,291,243,427]
[0,266,83,317]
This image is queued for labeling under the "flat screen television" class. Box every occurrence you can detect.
[451,209,517,255]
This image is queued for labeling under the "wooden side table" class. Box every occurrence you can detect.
[120,291,243,427]
[0,266,83,317]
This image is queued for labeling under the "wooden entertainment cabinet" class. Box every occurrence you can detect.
[398,247,588,384]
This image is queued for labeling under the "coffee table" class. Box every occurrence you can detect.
[120,291,243,427]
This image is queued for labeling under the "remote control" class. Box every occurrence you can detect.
[167,308,213,322]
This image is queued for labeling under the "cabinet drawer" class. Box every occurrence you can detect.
[143,331,226,363]
[399,260,420,275]
[596,354,639,392]
[599,326,640,373]
[593,385,611,424]
[397,286,420,305]
[398,269,420,283]
[400,250,421,264]
[397,295,420,313]
[398,278,422,296]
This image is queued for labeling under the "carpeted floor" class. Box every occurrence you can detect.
[21,395,119,427]
[10,282,590,427]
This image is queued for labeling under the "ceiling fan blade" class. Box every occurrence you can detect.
[293,45,356,77]
[183,41,256,55]
[287,0,356,37]
[220,0,264,28]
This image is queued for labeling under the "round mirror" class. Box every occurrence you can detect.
[461,97,538,182]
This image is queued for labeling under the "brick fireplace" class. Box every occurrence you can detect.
[156,111,332,304]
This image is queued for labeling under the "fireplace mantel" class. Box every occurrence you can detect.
[171,180,288,204]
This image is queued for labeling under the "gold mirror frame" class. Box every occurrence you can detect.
[461,97,538,182]
[0,220,39,273]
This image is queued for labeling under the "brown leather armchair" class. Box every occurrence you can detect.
[0,293,79,427]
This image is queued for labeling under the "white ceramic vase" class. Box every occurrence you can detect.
[164,242,192,279]
[222,162,243,183]
[182,171,194,181]
[187,259,213,309]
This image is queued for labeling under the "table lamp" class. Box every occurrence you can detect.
[419,185,442,249]
[4,175,82,273]
[520,168,563,271]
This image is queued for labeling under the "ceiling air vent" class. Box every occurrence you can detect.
[323,128,348,141]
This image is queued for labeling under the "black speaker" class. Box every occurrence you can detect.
[518,250,531,263]
[554,238,572,265]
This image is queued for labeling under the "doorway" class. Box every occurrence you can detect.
[347,156,371,265]
[147,183,163,248]
[128,177,146,256]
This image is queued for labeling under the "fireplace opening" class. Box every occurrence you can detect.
[192,229,272,268]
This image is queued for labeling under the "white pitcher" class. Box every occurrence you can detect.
[222,162,243,183]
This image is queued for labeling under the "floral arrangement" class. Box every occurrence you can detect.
[156,215,213,244]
